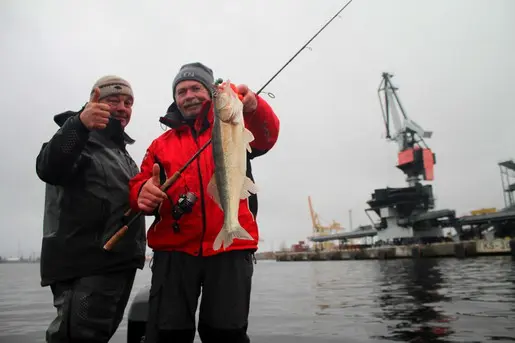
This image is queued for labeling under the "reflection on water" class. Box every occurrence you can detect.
[372,257,515,342]
[373,259,454,342]
[304,257,515,342]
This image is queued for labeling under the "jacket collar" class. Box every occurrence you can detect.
[53,104,136,146]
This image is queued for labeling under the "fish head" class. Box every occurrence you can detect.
[212,79,244,124]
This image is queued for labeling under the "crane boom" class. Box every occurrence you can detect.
[307,196,320,232]
[377,72,436,185]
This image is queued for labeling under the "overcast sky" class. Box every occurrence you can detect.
[1,0,514,257]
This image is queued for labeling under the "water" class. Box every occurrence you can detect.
[0,256,514,342]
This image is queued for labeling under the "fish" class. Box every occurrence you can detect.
[207,80,258,251]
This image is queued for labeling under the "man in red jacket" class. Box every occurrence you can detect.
[128,62,280,343]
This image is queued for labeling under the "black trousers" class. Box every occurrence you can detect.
[145,250,255,343]
[45,268,136,343]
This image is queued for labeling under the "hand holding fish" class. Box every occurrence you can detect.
[236,84,257,114]
[79,87,111,130]
[137,163,167,213]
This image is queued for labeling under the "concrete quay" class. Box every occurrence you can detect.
[275,238,515,261]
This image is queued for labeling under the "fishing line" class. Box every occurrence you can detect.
[256,0,354,96]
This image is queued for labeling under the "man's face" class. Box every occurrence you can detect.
[175,80,211,119]
[100,94,133,128]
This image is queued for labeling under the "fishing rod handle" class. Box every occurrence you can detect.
[103,225,129,251]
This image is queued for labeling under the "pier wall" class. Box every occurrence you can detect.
[275,238,515,262]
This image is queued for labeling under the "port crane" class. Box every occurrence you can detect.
[378,72,436,186]
[308,196,343,250]
[366,73,456,242]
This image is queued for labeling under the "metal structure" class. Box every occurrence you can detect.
[307,196,343,250]
[365,72,455,243]
[455,207,515,240]
[308,225,377,242]
[499,159,515,208]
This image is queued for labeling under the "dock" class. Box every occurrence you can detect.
[274,238,515,261]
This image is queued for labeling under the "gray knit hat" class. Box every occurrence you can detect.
[172,62,214,101]
[90,75,134,101]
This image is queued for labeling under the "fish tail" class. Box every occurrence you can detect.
[213,224,254,251]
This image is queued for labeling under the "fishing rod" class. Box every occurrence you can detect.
[103,0,354,251]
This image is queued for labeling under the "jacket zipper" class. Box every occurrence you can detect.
[194,134,208,256]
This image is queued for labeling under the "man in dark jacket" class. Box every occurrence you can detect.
[36,75,147,343]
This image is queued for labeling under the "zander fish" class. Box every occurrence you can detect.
[207,80,258,251]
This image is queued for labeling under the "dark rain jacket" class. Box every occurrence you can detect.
[36,107,147,287]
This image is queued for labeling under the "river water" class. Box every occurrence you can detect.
[0,256,514,343]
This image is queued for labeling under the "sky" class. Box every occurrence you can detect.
[1,0,514,257]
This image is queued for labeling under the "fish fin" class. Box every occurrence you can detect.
[207,175,222,209]
[243,127,254,153]
[240,176,259,199]
[213,224,254,251]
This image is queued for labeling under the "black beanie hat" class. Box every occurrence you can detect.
[172,62,215,101]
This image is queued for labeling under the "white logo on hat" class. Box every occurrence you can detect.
[183,72,195,77]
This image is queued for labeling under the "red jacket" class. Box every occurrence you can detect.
[128,94,280,256]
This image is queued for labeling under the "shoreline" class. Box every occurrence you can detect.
[273,238,514,261]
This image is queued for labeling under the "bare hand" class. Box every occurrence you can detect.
[138,163,167,213]
[79,87,111,130]
[236,84,257,114]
